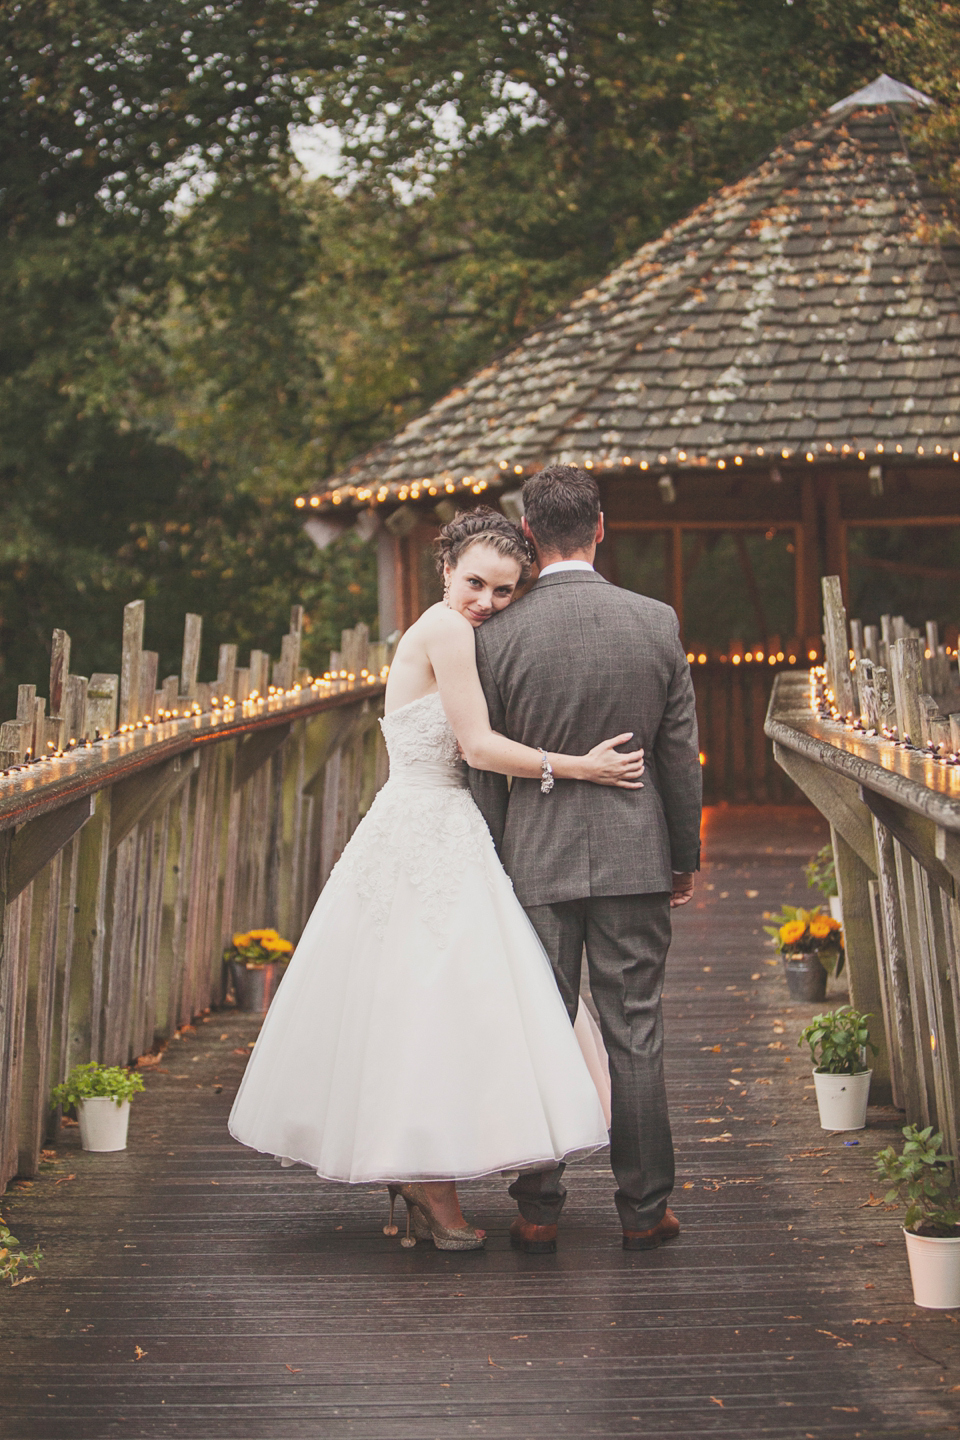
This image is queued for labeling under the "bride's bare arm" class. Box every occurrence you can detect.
[424,608,644,788]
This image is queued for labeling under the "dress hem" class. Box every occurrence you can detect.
[227,1124,607,1185]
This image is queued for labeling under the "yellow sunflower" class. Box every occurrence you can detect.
[808,917,833,940]
[779,920,806,947]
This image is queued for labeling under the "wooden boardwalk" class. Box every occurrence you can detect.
[2,806,959,1440]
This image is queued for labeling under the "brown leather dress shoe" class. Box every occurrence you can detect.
[509,1215,558,1255]
[622,1207,680,1251]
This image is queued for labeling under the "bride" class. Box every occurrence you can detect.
[228,508,644,1250]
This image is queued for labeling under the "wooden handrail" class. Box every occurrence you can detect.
[0,604,388,1192]
[766,578,960,1163]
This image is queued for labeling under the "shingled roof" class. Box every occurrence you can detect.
[302,76,960,514]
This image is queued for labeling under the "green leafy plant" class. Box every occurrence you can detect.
[798,1007,877,1075]
[804,844,838,899]
[51,1062,145,1111]
[0,1217,42,1286]
[875,1125,960,1236]
[763,905,845,975]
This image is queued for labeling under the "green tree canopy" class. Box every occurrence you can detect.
[4,0,956,710]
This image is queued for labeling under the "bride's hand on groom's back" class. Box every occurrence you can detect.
[580,734,645,788]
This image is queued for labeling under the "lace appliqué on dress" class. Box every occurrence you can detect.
[378,691,462,768]
[326,693,501,941]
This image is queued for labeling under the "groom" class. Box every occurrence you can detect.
[468,465,702,1252]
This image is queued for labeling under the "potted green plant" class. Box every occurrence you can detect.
[798,1006,876,1130]
[764,905,845,1001]
[875,1124,960,1309]
[223,928,294,1013]
[805,843,842,923]
[51,1062,145,1152]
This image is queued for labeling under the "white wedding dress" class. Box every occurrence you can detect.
[228,690,610,1183]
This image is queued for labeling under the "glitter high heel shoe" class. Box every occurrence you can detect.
[383,1185,431,1245]
[385,1183,485,1251]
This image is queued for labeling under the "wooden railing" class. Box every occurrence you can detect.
[0,605,388,1191]
[766,578,960,1158]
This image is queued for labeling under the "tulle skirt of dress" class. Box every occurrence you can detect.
[228,771,610,1184]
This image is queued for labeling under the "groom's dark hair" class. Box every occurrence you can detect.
[522,465,601,554]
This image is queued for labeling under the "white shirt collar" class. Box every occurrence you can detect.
[537,560,595,578]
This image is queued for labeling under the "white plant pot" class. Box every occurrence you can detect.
[828,896,843,923]
[812,1068,871,1130]
[77,1097,130,1152]
[903,1228,960,1309]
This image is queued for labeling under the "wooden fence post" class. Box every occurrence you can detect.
[181,614,203,701]
[119,601,145,728]
[821,576,855,717]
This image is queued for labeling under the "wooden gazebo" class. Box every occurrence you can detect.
[302,75,960,658]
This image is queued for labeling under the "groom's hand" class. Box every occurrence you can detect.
[670,872,695,908]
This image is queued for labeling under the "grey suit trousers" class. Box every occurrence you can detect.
[509,892,674,1232]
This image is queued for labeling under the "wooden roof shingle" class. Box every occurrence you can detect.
[304,78,960,512]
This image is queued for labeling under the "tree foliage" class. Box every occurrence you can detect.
[3,1,957,709]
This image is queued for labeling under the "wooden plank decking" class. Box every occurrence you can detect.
[2,806,959,1439]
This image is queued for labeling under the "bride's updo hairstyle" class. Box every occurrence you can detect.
[435,506,534,584]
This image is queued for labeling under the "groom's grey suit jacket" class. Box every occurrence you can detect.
[468,570,702,908]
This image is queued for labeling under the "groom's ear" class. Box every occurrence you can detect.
[521,516,534,541]
[596,513,605,545]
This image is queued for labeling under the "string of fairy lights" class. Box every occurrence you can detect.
[0,670,388,780]
[811,663,960,769]
[297,441,960,514]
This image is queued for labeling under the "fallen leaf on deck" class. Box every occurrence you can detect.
[133,1347,147,1361]
[54,1174,76,1185]
[701,1132,733,1143]
[682,1182,694,1189]
[285,1364,302,1374]
[709,1396,724,1407]
[232,1049,248,1055]
[136,1053,162,1067]
[745,890,759,898]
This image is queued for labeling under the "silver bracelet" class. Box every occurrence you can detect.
[539,749,555,795]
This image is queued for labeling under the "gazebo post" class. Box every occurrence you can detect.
[799,474,819,645]
[669,526,685,638]
[823,472,845,602]
[376,530,401,640]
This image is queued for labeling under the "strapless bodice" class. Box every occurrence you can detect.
[380,692,466,786]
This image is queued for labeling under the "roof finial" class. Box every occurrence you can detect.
[829,73,934,115]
